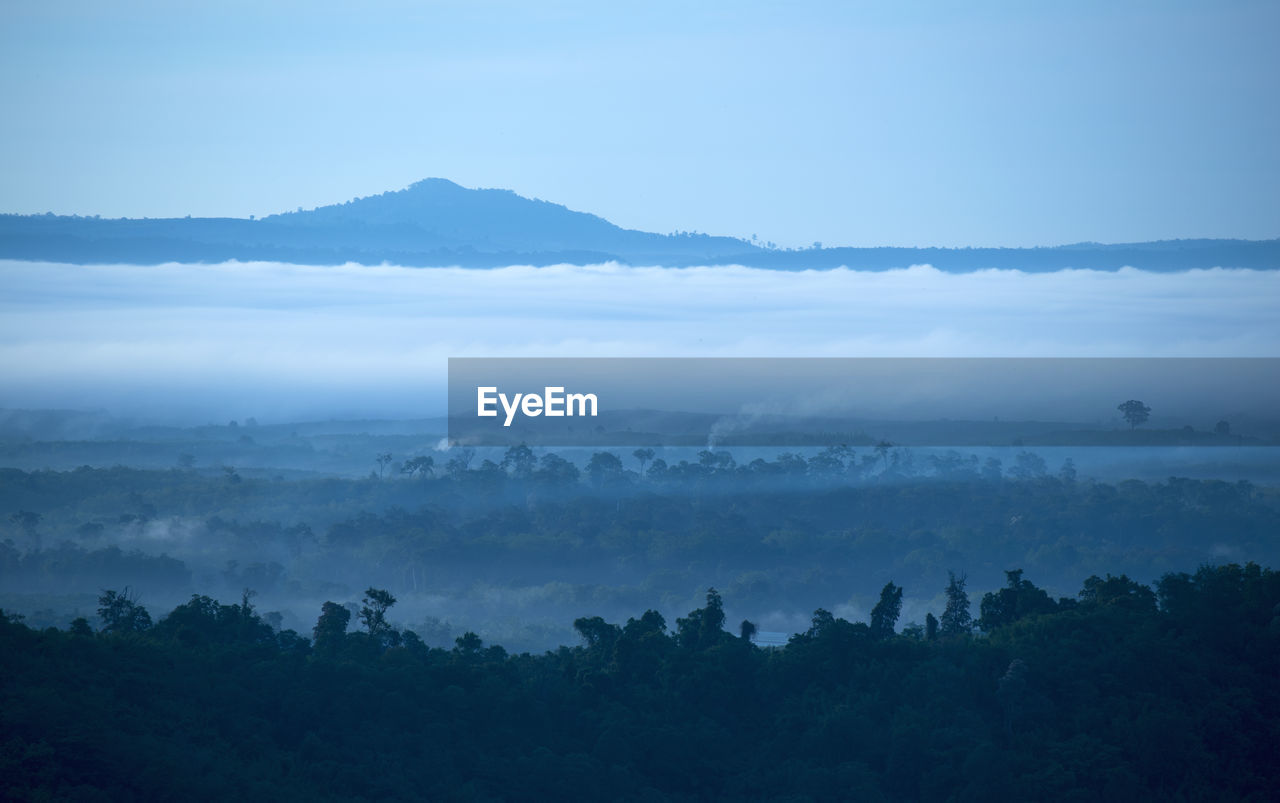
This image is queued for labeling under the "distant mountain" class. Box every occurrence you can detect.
[2,179,1278,270]
[263,178,753,260]
[0,179,755,268]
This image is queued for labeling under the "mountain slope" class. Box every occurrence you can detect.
[260,178,755,259]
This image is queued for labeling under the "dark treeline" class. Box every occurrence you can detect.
[2,563,1278,801]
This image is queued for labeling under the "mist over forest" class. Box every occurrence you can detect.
[3,420,1278,651]
[2,235,1278,801]
[2,215,1278,800]
[4,417,1280,799]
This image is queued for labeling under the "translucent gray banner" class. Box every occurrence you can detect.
[447,358,1280,447]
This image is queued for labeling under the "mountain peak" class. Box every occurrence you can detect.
[402,177,469,195]
[241,178,752,259]
[275,177,612,237]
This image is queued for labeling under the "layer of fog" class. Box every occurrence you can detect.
[1,260,1278,423]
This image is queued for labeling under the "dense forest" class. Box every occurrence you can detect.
[2,445,1278,651]
[4,439,1279,799]
[2,561,1278,801]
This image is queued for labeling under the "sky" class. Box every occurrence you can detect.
[1,0,1277,248]
[3,260,1277,422]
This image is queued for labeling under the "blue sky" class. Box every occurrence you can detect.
[1,0,1277,247]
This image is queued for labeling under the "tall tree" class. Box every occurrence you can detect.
[501,444,536,479]
[632,448,655,475]
[869,581,904,639]
[313,601,351,655]
[676,588,726,650]
[359,587,397,640]
[940,572,972,636]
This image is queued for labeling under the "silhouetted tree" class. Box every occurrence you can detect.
[632,448,655,475]
[98,587,152,633]
[444,448,475,479]
[359,587,397,640]
[1079,574,1156,612]
[454,631,483,658]
[1118,400,1151,429]
[739,619,757,641]
[940,572,972,635]
[979,569,1057,631]
[499,444,535,479]
[586,451,625,488]
[313,601,350,655]
[574,615,621,652]
[806,608,837,638]
[869,581,904,639]
[535,452,580,485]
[401,455,435,478]
[676,588,726,650]
[925,612,939,641]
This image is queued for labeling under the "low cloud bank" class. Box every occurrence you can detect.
[1,260,1277,422]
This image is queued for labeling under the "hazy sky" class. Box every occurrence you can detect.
[3,260,1276,422]
[1,1,1277,247]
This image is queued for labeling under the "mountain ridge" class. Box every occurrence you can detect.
[2,179,1279,271]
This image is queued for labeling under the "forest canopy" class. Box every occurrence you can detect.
[2,562,1278,801]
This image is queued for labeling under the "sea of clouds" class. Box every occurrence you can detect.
[1,260,1277,422]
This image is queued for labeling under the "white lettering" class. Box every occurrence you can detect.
[477,387,498,417]
[544,386,564,416]
[478,386,597,426]
[500,392,523,427]
[566,392,598,417]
